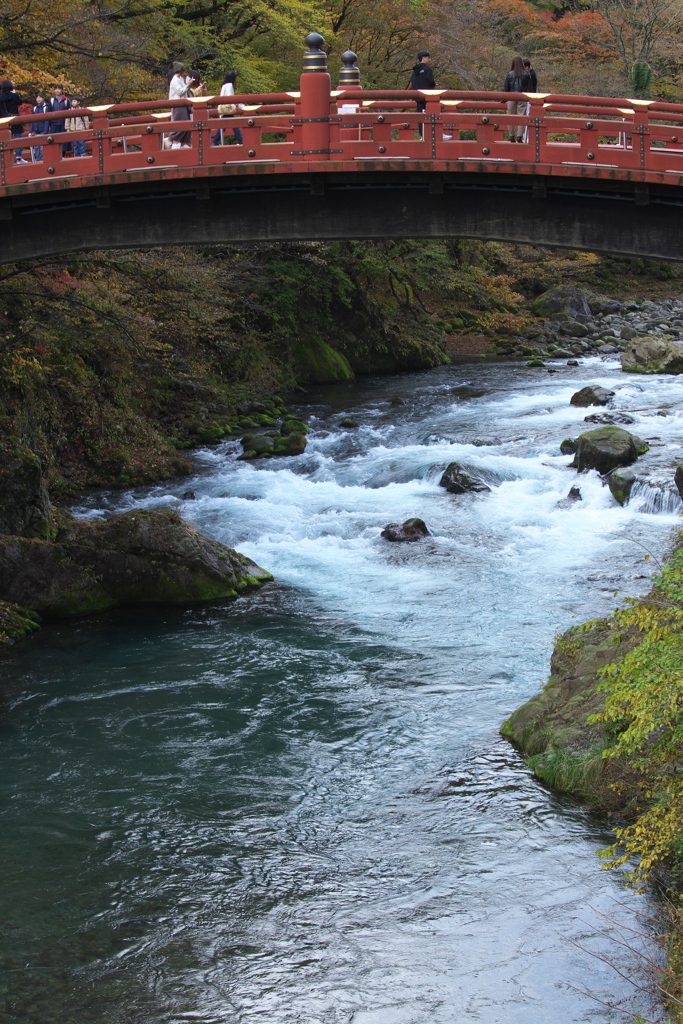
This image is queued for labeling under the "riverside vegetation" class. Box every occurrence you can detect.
[503,538,683,1019]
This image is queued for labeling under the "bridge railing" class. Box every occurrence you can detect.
[2,43,683,191]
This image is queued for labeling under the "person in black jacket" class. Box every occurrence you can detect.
[0,79,26,163]
[30,92,50,162]
[48,84,72,155]
[410,50,436,138]
[520,59,538,141]
[503,55,531,142]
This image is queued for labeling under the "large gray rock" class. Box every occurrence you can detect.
[440,463,491,494]
[621,337,683,374]
[0,509,272,618]
[531,287,591,321]
[571,426,649,474]
[570,386,615,407]
[0,440,53,539]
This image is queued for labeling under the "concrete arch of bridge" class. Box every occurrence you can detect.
[1,170,682,263]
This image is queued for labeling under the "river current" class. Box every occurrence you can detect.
[3,356,683,1023]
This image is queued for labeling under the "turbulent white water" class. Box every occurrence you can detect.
[3,356,682,1023]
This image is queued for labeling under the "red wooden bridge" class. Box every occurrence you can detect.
[2,34,683,262]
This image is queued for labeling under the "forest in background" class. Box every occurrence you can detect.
[2,0,683,102]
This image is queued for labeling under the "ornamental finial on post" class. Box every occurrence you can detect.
[303,32,327,73]
[339,50,360,88]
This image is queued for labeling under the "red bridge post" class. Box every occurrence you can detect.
[299,32,332,159]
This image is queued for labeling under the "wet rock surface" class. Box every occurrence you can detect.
[608,466,638,506]
[570,426,649,474]
[440,463,491,494]
[381,518,430,542]
[556,486,582,509]
[0,509,272,618]
[570,385,615,407]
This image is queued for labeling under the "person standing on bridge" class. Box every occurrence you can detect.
[410,50,436,138]
[521,59,537,142]
[65,98,90,157]
[30,92,50,163]
[168,61,192,148]
[48,85,72,155]
[503,56,531,142]
[0,79,26,164]
[212,70,243,147]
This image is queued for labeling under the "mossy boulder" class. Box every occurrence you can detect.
[281,417,309,435]
[621,336,683,374]
[241,435,275,456]
[293,339,354,384]
[274,433,307,456]
[571,426,649,474]
[0,439,54,539]
[0,509,272,618]
[531,286,591,320]
[608,466,638,505]
[501,620,637,806]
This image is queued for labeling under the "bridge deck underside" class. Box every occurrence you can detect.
[0,167,681,263]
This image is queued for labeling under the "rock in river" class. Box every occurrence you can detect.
[608,466,638,505]
[569,385,615,407]
[0,508,272,618]
[381,518,430,542]
[556,486,582,509]
[440,463,491,494]
[675,465,683,502]
[571,426,649,474]
[621,337,683,374]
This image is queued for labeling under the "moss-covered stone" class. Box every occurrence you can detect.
[280,417,309,435]
[292,339,354,384]
[501,620,639,808]
[571,426,649,474]
[0,509,272,619]
[0,600,41,645]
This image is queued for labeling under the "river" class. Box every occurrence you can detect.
[2,356,682,1023]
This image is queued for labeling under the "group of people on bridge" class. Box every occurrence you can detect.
[0,48,541,165]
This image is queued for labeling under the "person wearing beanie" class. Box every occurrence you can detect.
[168,61,192,147]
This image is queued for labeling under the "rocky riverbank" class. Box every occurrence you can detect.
[502,538,683,1014]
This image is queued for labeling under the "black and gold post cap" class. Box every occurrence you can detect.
[339,51,360,87]
[303,31,327,73]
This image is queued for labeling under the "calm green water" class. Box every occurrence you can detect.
[3,357,679,1023]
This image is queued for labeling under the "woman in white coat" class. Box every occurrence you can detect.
[212,70,243,146]
[168,61,191,147]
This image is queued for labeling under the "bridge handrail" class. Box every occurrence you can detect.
[3,77,683,197]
